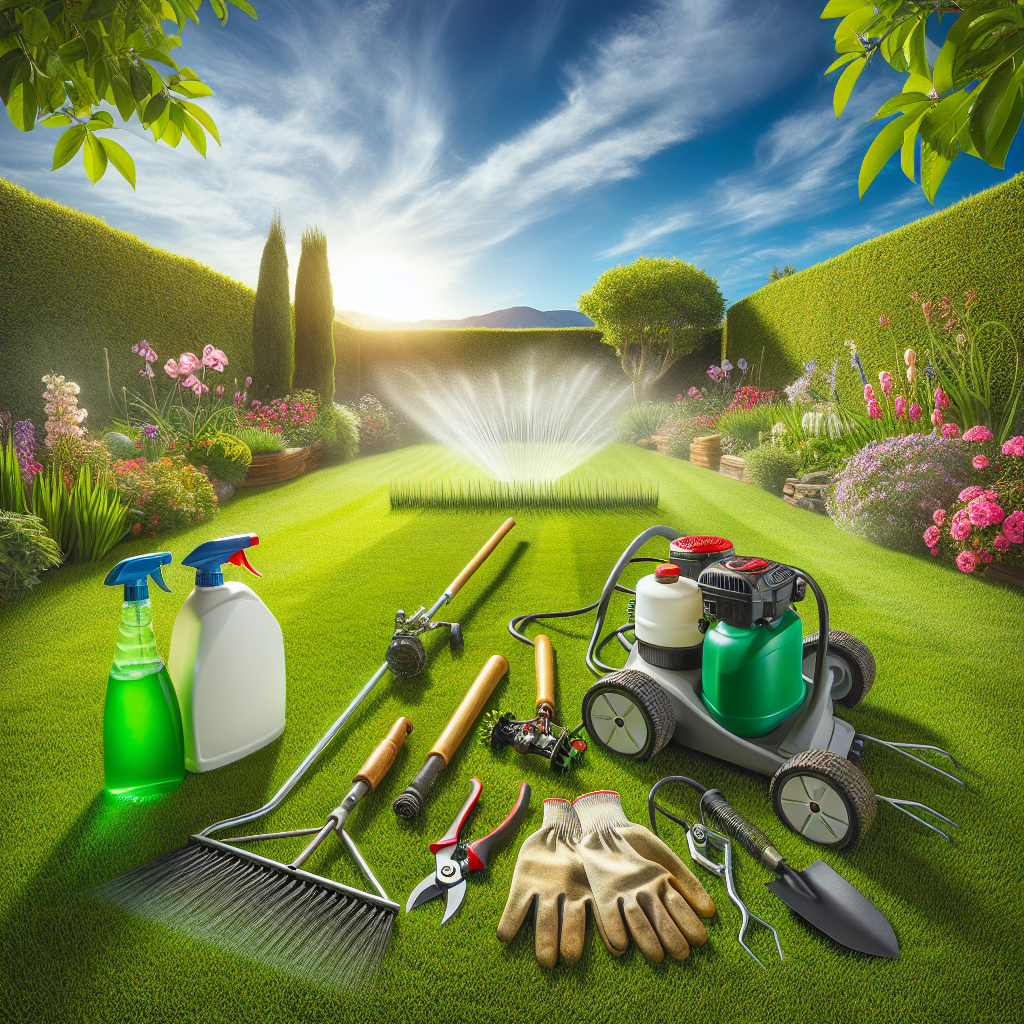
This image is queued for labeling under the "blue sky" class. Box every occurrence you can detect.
[1,0,1020,320]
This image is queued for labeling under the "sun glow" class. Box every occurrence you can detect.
[333,253,435,322]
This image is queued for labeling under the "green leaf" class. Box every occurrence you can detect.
[821,0,868,16]
[180,108,206,156]
[149,98,170,139]
[833,56,866,117]
[968,60,1019,159]
[228,0,258,16]
[111,76,136,121]
[0,49,26,105]
[825,51,862,74]
[128,61,152,103]
[932,36,957,94]
[82,129,107,182]
[873,92,930,119]
[904,19,930,78]
[900,111,927,182]
[180,98,219,144]
[170,78,213,97]
[98,134,135,188]
[7,80,37,131]
[161,101,183,146]
[919,89,973,161]
[51,123,86,168]
[21,6,50,45]
[985,84,1024,168]
[903,72,933,95]
[79,0,119,21]
[138,46,179,70]
[57,38,88,64]
[858,114,910,198]
[38,112,72,127]
[209,0,228,25]
[834,5,875,45]
[920,141,952,202]
[143,90,168,124]
[86,109,114,128]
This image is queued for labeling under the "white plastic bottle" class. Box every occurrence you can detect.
[168,533,286,772]
[634,562,705,669]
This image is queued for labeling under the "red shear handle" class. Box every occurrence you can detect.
[467,782,531,872]
[430,778,482,854]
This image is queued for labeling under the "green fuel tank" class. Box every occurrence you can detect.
[700,608,807,737]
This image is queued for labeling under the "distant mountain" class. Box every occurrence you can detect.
[336,306,594,330]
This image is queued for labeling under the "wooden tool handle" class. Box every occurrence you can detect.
[446,518,515,597]
[429,655,509,765]
[534,634,555,712]
[354,716,413,791]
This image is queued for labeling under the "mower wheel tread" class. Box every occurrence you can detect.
[803,629,876,708]
[582,670,675,761]
[770,749,877,851]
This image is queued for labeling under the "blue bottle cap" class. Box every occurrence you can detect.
[104,552,173,601]
[182,534,261,587]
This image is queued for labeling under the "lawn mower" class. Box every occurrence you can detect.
[510,527,964,851]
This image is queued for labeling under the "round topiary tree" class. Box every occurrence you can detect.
[292,226,336,407]
[578,257,725,405]
[252,211,293,399]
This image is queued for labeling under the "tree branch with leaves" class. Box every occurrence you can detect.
[823,0,1024,203]
[0,0,257,188]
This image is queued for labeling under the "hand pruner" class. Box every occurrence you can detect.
[406,779,530,924]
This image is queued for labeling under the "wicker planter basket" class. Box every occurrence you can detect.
[237,447,310,487]
[689,434,722,471]
[719,454,753,483]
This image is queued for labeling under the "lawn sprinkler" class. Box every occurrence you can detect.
[481,634,587,773]
[510,526,964,851]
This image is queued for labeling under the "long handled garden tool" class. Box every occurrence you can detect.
[481,634,586,772]
[92,717,414,989]
[393,654,509,819]
[648,776,899,959]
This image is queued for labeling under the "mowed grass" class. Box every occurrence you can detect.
[1,442,1021,1023]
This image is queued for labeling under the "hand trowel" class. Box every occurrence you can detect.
[699,787,899,959]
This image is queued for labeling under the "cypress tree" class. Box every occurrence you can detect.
[251,211,293,397]
[292,225,336,406]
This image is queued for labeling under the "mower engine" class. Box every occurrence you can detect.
[697,556,806,629]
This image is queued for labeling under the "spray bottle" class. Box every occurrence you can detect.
[168,533,286,772]
[103,553,184,800]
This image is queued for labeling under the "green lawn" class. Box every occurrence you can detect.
[2,443,1021,1023]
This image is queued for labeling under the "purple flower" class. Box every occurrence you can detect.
[737,358,748,372]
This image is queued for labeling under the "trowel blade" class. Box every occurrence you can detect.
[766,859,899,959]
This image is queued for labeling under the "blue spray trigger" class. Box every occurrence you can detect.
[183,534,260,587]
[104,552,173,600]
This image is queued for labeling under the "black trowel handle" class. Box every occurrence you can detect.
[700,789,786,874]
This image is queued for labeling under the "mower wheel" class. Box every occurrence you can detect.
[770,749,877,851]
[582,670,674,761]
[802,630,876,708]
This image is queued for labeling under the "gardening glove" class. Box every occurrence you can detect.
[496,798,620,967]
[574,790,716,963]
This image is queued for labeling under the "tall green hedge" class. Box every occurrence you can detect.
[251,211,292,399]
[0,178,255,428]
[725,173,1024,404]
[292,226,336,406]
[333,324,722,404]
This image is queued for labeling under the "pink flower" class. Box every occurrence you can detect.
[202,345,229,371]
[941,423,960,438]
[1004,511,1024,544]
[863,383,875,402]
[867,399,882,418]
[164,358,181,379]
[930,547,939,556]
[962,425,993,443]
[216,385,225,399]
[1001,436,1024,457]
[923,525,940,547]
[879,314,890,328]
[922,300,933,324]
[950,512,972,542]
[933,508,946,527]
[959,485,984,502]
[994,534,1010,552]
[908,402,922,422]
[140,364,155,379]
[968,499,1004,527]
[973,454,989,470]
[687,386,702,400]
[955,550,978,573]
[894,396,907,418]
[879,371,892,396]
[933,387,950,410]
[931,407,943,427]
[245,376,253,388]
[177,352,200,375]
[981,550,993,564]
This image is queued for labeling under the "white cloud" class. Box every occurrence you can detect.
[0,0,811,317]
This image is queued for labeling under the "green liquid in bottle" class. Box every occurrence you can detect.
[104,599,184,800]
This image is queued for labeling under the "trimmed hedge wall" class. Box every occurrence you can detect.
[0,178,256,428]
[725,173,1024,405]
[333,324,723,404]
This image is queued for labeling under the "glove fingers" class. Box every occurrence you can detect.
[628,828,716,913]
[533,895,561,969]
[594,895,630,953]
[559,898,586,963]
[496,887,535,945]
[663,887,709,949]
[622,899,666,963]
[586,898,625,958]
[669,873,717,920]
[640,891,692,961]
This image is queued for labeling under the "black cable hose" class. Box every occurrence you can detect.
[594,623,634,660]
[647,775,709,837]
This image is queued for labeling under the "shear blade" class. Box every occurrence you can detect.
[440,880,467,924]
[406,874,445,913]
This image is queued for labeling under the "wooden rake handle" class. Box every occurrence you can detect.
[445,518,516,598]
[354,716,413,791]
[430,655,509,765]
[534,634,555,713]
